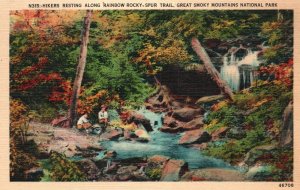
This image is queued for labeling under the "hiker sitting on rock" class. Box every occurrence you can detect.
[98,105,109,130]
[77,113,92,133]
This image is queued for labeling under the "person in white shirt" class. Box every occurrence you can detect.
[98,106,109,129]
[77,113,92,132]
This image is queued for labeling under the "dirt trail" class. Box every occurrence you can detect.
[27,122,102,157]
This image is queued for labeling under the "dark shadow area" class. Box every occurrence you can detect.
[157,65,221,101]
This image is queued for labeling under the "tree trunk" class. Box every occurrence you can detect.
[68,10,92,128]
[191,38,234,100]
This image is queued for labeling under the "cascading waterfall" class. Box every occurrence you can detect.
[221,53,240,91]
[221,48,261,91]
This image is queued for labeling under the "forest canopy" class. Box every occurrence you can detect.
[10,10,293,119]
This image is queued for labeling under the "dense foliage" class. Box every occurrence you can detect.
[204,77,292,156]
[48,152,86,181]
[10,10,293,181]
[10,10,292,119]
[10,99,40,181]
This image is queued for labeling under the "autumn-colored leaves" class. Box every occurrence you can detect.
[259,58,293,87]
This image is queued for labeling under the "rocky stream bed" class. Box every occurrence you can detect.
[26,89,259,182]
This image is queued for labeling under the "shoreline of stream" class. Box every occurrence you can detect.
[27,100,248,182]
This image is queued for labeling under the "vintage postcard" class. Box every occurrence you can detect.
[0,0,299,189]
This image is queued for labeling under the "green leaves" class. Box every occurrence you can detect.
[49,152,86,181]
[204,81,292,165]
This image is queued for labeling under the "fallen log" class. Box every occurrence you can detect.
[191,38,234,100]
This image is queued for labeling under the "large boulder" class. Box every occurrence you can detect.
[160,126,182,133]
[161,116,203,133]
[163,115,178,128]
[75,144,104,159]
[243,145,277,167]
[160,159,188,181]
[148,155,170,165]
[116,165,149,181]
[145,155,170,181]
[134,129,150,142]
[245,165,275,181]
[178,129,211,145]
[160,116,184,133]
[127,111,153,132]
[76,159,101,181]
[170,101,184,109]
[172,107,204,122]
[181,117,204,131]
[51,116,69,128]
[116,165,139,181]
[181,168,245,181]
[100,129,123,140]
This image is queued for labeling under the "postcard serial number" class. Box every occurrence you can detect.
[28,4,59,8]
[279,183,294,188]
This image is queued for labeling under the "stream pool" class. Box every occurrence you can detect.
[100,108,235,170]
